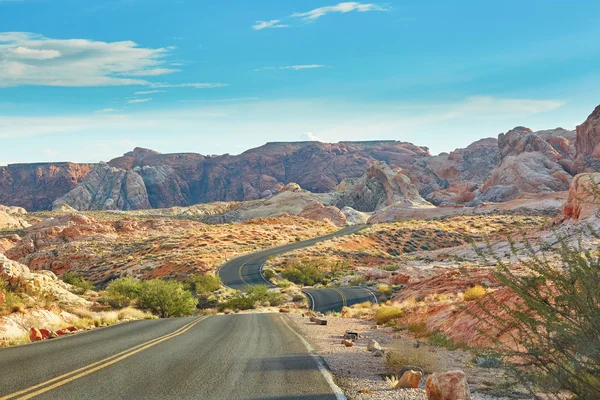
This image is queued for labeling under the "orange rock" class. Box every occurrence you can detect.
[30,327,43,342]
[0,292,5,303]
[426,370,470,400]
[396,370,422,389]
[342,339,354,347]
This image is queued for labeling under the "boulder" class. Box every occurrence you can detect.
[372,350,384,357]
[343,331,359,340]
[341,206,369,225]
[39,328,53,340]
[396,370,422,389]
[426,370,470,400]
[367,339,381,351]
[29,327,43,342]
[398,365,425,379]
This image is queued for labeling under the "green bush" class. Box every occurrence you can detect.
[281,264,326,286]
[188,274,221,296]
[220,284,285,311]
[474,232,600,399]
[62,272,94,294]
[102,278,197,317]
[138,279,198,318]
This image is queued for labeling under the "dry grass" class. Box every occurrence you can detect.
[118,307,155,320]
[374,306,403,325]
[385,339,442,374]
[463,285,487,301]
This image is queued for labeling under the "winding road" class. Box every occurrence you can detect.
[219,225,378,312]
[0,314,344,399]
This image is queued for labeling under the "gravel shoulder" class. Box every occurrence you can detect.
[287,313,526,400]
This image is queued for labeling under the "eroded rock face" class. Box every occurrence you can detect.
[0,205,30,230]
[559,173,600,222]
[298,203,347,227]
[0,163,94,211]
[479,127,575,202]
[576,105,600,159]
[52,163,151,211]
[0,253,89,306]
[335,161,434,212]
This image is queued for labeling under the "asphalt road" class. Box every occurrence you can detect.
[219,225,378,312]
[0,314,342,400]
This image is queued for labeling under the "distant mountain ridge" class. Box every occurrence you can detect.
[2,104,600,212]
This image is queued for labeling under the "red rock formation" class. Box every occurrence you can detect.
[559,173,600,222]
[299,203,347,227]
[575,105,600,159]
[0,163,94,211]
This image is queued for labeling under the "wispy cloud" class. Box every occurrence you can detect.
[95,108,120,113]
[253,2,387,29]
[292,2,387,21]
[254,64,327,72]
[179,97,259,103]
[127,98,152,104]
[151,82,228,89]
[134,90,166,95]
[252,20,289,30]
[0,32,177,87]
[300,132,322,141]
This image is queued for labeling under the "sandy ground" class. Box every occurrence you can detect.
[287,313,527,400]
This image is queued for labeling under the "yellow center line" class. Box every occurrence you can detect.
[1,317,207,400]
[331,288,347,307]
[237,259,250,285]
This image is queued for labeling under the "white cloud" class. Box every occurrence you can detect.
[0,32,177,87]
[252,20,289,30]
[127,98,152,104]
[292,2,387,21]
[179,97,259,103]
[151,82,228,89]
[134,90,166,95]
[43,149,58,157]
[95,108,120,113]
[300,132,322,141]
[254,64,326,72]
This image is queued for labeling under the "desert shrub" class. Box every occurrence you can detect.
[118,307,154,320]
[188,274,221,296]
[62,272,94,294]
[292,293,306,302]
[137,279,198,318]
[349,275,368,286]
[463,284,486,301]
[281,264,326,286]
[73,317,95,330]
[276,279,293,289]
[374,306,403,325]
[427,331,466,350]
[220,284,285,311]
[385,340,441,374]
[262,269,275,280]
[474,233,600,399]
[407,322,428,337]
[103,277,143,308]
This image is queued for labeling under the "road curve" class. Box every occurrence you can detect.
[219,225,378,312]
[0,314,342,399]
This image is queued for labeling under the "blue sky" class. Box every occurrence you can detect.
[1,0,600,164]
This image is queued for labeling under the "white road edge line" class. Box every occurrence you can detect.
[362,287,379,304]
[302,290,316,312]
[279,316,347,400]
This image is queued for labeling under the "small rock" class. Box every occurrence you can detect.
[39,328,53,340]
[395,370,422,389]
[426,370,471,400]
[343,331,358,340]
[372,350,384,357]
[315,319,328,326]
[342,339,354,347]
[398,365,424,378]
[0,292,5,303]
[278,308,290,313]
[367,339,382,351]
[29,327,43,342]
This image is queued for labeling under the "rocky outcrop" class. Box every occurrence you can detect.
[0,253,89,306]
[52,163,151,211]
[414,138,501,206]
[299,203,347,226]
[559,173,600,222]
[0,163,94,211]
[479,127,574,202]
[575,105,600,171]
[0,205,30,230]
[335,161,434,212]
